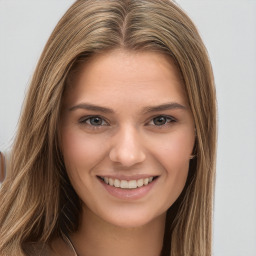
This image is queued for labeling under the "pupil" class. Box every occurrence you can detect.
[153,116,166,126]
[90,117,102,126]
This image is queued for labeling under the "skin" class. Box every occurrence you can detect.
[57,49,195,256]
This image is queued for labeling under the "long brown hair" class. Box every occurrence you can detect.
[0,1,217,255]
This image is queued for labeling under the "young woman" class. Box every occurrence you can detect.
[0,1,217,255]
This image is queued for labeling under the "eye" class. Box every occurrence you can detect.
[80,116,108,126]
[149,115,176,126]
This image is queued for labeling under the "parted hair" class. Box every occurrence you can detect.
[0,1,217,255]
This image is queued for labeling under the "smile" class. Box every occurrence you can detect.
[98,176,156,189]
[97,175,159,200]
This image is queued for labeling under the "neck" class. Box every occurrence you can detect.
[70,206,166,256]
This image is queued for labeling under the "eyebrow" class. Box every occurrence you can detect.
[69,102,187,114]
[142,102,187,114]
[69,103,114,113]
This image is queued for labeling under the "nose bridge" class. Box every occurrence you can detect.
[109,124,146,167]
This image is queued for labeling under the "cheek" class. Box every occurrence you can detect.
[60,127,107,173]
[152,130,195,167]
[149,130,194,203]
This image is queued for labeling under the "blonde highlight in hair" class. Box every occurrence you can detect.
[0,1,216,255]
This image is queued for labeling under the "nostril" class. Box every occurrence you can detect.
[109,147,146,167]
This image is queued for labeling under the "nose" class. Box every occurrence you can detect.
[109,126,146,167]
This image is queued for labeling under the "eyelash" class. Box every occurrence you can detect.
[79,115,109,127]
[147,115,177,127]
[79,115,177,128]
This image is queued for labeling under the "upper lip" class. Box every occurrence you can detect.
[97,174,159,181]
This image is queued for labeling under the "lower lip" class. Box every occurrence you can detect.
[99,178,158,200]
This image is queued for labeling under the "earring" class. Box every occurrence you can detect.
[189,155,196,160]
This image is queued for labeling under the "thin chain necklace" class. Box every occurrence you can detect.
[63,234,79,256]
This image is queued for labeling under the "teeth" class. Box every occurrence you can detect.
[137,179,144,187]
[144,178,149,185]
[114,179,120,188]
[109,178,114,186]
[128,180,137,189]
[101,176,155,189]
[120,180,128,189]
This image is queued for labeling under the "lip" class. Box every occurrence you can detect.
[98,176,159,200]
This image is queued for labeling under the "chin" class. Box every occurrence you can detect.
[101,209,165,229]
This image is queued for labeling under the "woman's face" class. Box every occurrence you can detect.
[60,49,195,228]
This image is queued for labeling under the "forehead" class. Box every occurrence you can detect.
[63,49,187,108]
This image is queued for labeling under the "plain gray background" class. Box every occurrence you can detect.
[0,1,256,255]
